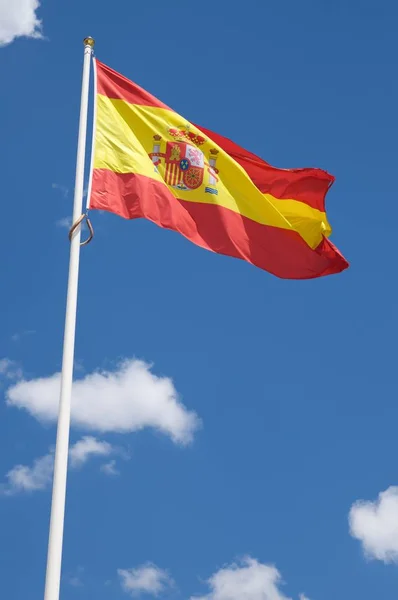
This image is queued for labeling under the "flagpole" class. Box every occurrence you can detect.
[43,36,95,600]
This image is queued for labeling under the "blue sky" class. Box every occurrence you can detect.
[1,1,398,599]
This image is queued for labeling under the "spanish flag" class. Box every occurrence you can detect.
[89,60,348,279]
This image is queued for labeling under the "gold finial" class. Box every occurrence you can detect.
[83,36,95,48]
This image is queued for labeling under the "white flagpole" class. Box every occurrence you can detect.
[43,36,95,600]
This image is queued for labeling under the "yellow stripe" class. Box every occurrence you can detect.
[93,94,331,248]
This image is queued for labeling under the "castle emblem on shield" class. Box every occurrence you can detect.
[149,126,219,195]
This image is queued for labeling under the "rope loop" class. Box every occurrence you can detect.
[68,213,94,246]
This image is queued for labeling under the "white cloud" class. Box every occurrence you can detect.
[1,437,117,495]
[191,557,291,600]
[349,486,398,563]
[0,0,42,46]
[69,436,113,468]
[1,452,54,494]
[65,566,85,587]
[118,563,173,597]
[0,358,22,380]
[116,559,307,600]
[56,216,72,229]
[101,460,119,476]
[6,359,200,445]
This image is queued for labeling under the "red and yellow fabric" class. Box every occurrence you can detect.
[89,60,348,279]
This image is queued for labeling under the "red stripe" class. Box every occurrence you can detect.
[96,61,335,213]
[96,60,170,109]
[90,169,348,280]
[164,163,172,186]
[195,125,334,212]
[170,164,177,186]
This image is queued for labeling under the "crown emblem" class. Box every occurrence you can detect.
[168,124,206,147]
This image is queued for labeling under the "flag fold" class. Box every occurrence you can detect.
[89,60,348,279]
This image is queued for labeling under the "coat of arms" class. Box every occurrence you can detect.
[149,126,219,195]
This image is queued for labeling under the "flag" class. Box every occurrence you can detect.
[89,60,348,279]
